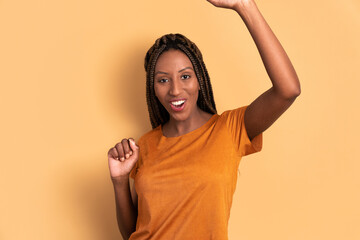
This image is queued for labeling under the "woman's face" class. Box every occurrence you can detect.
[154,49,200,122]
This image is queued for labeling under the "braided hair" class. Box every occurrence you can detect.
[144,33,217,129]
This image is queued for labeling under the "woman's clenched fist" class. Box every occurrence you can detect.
[107,138,139,181]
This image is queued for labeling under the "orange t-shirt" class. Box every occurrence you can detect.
[129,105,263,239]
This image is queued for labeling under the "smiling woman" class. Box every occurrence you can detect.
[144,33,218,130]
[153,49,213,137]
[108,0,300,239]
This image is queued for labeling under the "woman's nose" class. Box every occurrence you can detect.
[169,79,181,96]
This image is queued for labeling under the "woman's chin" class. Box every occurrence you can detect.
[169,114,187,122]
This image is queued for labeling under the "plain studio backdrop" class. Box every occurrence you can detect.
[1,0,359,239]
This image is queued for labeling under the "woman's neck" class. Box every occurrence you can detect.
[162,108,213,137]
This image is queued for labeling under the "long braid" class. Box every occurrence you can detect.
[144,33,217,129]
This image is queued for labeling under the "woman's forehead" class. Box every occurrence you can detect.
[155,49,193,71]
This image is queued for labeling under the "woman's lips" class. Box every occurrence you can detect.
[169,100,186,112]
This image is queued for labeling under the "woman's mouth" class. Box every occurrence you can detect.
[170,100,186,112]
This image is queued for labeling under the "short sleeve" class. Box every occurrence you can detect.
[223,105,263,157]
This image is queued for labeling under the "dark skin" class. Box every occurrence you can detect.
[206,0,301,141]
[154,49,214,138]
[108,0,300,238]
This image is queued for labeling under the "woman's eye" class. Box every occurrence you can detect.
[182,75,190,80]
[158,78,168,83]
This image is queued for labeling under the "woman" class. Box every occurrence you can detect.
[107,0,301,239]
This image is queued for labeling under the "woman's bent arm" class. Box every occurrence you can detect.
[235,1,301,140]
[112,175,137,240]
[206,0,301,140]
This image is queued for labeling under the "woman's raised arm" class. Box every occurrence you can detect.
[207,0,301,140]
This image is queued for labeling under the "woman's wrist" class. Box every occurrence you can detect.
[111,174,130,185]
[234,0,261,28]
[234,0,258,18]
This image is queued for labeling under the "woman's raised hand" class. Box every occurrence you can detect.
[206,0,253,10]
[107,138,139,182]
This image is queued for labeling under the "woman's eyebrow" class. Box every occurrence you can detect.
[155,67,194,76]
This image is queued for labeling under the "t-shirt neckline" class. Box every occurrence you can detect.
[159,113,218,139]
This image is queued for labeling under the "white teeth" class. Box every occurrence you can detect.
[171,100,185,106]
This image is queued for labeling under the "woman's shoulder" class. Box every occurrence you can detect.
[137,126,160,144]
[218,105,248,118]
[214,105,249,127]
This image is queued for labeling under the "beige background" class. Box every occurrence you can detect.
[1,0,359,239]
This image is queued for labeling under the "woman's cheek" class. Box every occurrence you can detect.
[155,88,168,108]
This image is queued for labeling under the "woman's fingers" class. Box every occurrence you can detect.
[115,140,126,161]
[108,147,119,160]
[111,138,138,163]
[122,138,132,159]
[107,137,139,180]
[128,138,139,156]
